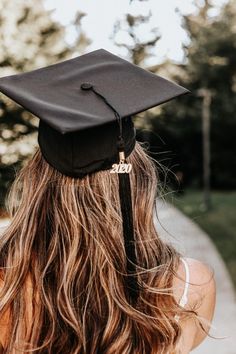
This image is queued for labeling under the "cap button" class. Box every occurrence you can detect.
[81,82,93,90]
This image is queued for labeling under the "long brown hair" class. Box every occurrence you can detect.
[0,141,194,353]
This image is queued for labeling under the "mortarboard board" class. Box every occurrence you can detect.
[0,48,190,304]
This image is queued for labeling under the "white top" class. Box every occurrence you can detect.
[174,257,190,322]
[166,258,190,354]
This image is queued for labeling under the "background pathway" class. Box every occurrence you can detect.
[155,199,236,354]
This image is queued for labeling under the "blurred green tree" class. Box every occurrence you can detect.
[150,0,236,189]
[0,0,90,208]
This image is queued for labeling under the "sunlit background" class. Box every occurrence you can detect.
[0,0,235,289]
[45,0,228,64]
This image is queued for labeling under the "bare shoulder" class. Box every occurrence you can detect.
[183,257,216,308]
[173,257,215,299]
[185,257,215,281]
[173,257,216,350]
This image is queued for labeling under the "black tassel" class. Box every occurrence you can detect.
[118,167,139,305]
[80,82,139,304]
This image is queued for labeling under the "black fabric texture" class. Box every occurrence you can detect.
[38,116,136,177]
[0,48,189,135]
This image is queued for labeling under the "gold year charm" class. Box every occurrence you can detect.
[110,151,132,174]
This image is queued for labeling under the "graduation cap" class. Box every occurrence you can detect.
[0,48,190,304]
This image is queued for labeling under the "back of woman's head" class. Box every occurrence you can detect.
[0,141,186,354]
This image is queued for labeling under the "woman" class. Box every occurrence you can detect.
[0,49,216,353]
[0,142,215,353]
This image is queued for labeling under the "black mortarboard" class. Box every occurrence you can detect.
[0,48,190,304]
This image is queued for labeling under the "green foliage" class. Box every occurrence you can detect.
[152,0,236,189]
[0,0,90,206]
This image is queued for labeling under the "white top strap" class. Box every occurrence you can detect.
[174,257,190,322]
[178,257,190,308]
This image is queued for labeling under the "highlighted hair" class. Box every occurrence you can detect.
[0,142,195,353]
